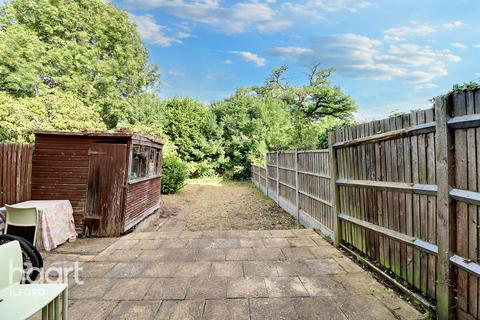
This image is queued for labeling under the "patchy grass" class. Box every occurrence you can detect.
[160,178,299,231]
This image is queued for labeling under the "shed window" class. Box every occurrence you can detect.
[156,149,162,175]
[149,148,156,176]
[130,145,148,180]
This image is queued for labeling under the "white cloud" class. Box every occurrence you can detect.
[283,0,371,20]
[415,83,439,90]
[384,21,436,42]
[125,0,290,34]
[268,33,461,85]
[452,42,467,50]
[267,47,314,59]
[232,51,267,67]
[475,44,480,48]
[168,69,184,76]
[223,60,233,65]
[443,21,463,29]
[129,14,190,47]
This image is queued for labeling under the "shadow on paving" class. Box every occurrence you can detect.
[31,181,422,319]
[33,228,422,320]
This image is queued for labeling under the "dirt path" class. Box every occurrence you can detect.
[157,179,299,231]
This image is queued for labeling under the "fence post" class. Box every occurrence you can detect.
[435,94,455,320]
[295,149,300,223]
[265,153,269,198]
[329,132,341,247]
[276,151,280,203]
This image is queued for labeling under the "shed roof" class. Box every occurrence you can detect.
[35,130,164,146]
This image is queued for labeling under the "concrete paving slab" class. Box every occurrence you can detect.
[227,277,268,298]
[197,248,226,261]
[104,262,147,278]
[69,278,115,300]
[281,247,315,260]
[78,262,117,278]
[203,299,250,320]
[136,240,165,250]
[275,261,313,276]
[265,277,309,298]
[287,237,317,247]
[68,300,118,320]
[263,237,290,248]
[299,276,348,297]
[253,247,285,261]
[211,261,243,277]
[103,278,153,300]
[243,261,279,277]
[155,300,205,320]
[249,298,299,320]
[145,278,189,300]
[176,262,211,277]
[293,297,347,320]
[226,248,255,261]
[107,301,162,320]
[304,259,347,275]
[185,276,228,299]
[335,294,398,320]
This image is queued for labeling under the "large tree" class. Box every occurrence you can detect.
[159,97,224,177]
[251,65,357,145]
[0,0,158,127]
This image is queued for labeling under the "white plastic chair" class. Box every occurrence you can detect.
[0,240,68,319]
[4,205,39,246]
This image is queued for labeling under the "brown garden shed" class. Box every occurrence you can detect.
[31,131,163,237]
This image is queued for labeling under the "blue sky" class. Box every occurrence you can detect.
[116,0,480,120]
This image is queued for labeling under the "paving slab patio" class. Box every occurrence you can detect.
[32,226,423,320]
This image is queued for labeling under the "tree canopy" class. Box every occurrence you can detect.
[0,0,158,127]
[0,0,357,182]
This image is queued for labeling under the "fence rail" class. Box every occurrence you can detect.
[0,143,33,207]
[251,89,480,320]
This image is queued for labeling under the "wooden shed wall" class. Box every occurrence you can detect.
[32,135,90,233]
[124,177,161,231]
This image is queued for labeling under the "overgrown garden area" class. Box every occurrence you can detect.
[0,0,358,191]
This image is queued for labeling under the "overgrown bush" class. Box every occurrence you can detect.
[161,155,188,194]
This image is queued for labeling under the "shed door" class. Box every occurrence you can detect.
[86,143,127,237]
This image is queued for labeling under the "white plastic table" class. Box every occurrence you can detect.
[0,284,68,319]
[0,200,77,251]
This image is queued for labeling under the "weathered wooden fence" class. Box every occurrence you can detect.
[252,89,480,320]
[252,150,334,238]
[0,143,33,207]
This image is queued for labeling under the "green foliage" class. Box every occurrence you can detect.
[161,154,188,194]
[0,0,358,185]
[0,92,106,143]
[211,91,294,179]
[0,24,45,97]
[451,81,480,93]
[160,97,224,177]
[0,0,158,127]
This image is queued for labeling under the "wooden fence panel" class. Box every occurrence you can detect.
[251,89,480,319]
[0,143,33,207]
[252,149,334,238]
[331,110,439,300]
